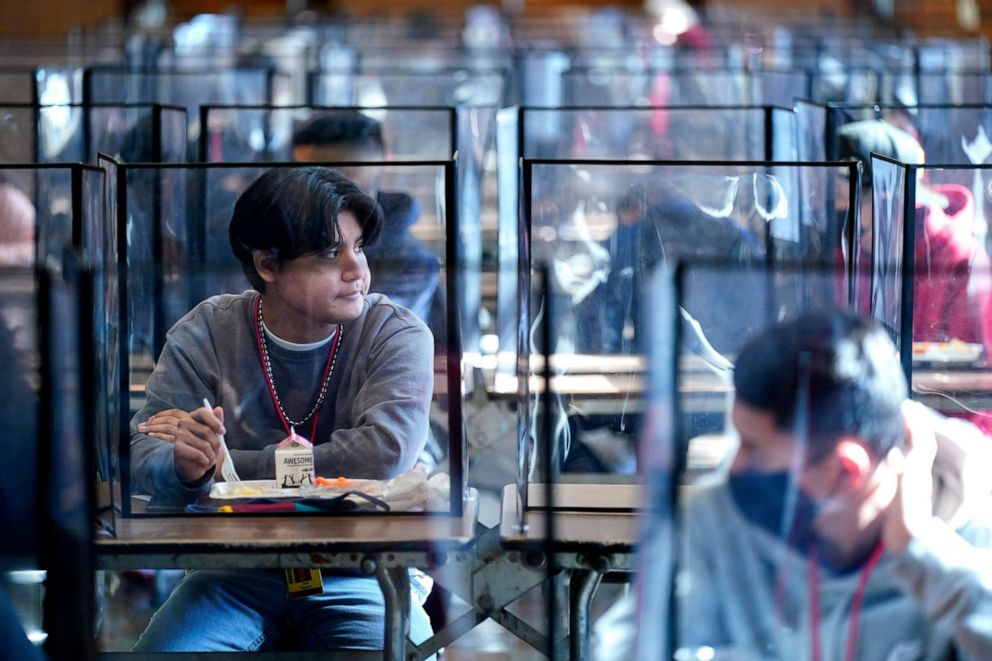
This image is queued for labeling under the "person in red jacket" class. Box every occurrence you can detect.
[911,182,991,350]
[838,119,992,435]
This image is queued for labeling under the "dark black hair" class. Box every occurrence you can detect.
[291,112,385,152]
[229,167,383,291]
[733,313,907,459]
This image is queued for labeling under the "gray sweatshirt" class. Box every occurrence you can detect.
[594,408,992,660]
[130,291,434,500]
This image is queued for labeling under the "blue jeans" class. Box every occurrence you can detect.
[132,569,433,652]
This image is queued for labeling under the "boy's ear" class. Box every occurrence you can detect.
[252,251,279,284]
[834,438,873,483]
[291,145,313,163]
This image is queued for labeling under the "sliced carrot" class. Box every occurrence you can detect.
[315,476,357,487]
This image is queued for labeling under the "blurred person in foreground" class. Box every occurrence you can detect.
[0,272,43,661]
[0,175,42,660]
[594,312,992,660]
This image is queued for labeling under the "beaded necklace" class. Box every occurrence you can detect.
[253,295,343,439]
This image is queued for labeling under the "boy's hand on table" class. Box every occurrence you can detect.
[139,405,226,483]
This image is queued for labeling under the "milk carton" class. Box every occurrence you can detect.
[275,432,315,488]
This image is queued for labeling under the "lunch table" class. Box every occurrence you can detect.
[497,483,639,661]
[96,496,479,661]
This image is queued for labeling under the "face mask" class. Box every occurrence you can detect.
[729,471,880,573]
[728,471,818,548]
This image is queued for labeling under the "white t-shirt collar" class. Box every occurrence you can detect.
[261,320,336,352]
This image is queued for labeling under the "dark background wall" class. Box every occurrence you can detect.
[0,0,985,38]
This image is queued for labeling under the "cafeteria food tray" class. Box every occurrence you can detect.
[209,478,379,500]
[911,341,984,365]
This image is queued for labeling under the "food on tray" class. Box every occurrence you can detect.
[228,485,265,496]
[208,480,294,500]
[315,476,357,488]
[912,339,969,353]
[209,476,380,501]
[911,339,984,363]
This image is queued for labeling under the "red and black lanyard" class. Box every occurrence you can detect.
[808,542,885,661]
[252,295,341,443]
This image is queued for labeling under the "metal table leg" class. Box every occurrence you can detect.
[569,568,604,661]
[374,565,411,661]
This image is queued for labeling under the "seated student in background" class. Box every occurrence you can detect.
[838,119,992,434]
[838,119,992,347]
[579,180,764,356]
[129,167,434,651]
[291,112,441,326]
[558,181,757,473]
[0,180,37,357]
[593,313,992,660]
[0,178,34,268]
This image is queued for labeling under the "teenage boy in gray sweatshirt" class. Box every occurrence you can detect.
[595,313,992,660]
[129,167,435,651]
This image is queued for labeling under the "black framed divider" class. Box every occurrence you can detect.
[38,259,97,660]
[914,37,990,71]
[308,67,509,107]
[870,155,992,423]
[806,65,882,105]
[882,69,992,105]
[0,66,83,105]
[495,106,799,384]
[0,267,41,573]
[510,105,795,161]
[99,159,466,519]
[800,115,992,333]
[82,66,283,154]
[0,166,110,516]
[0,163,106,270]
[0,262,95,658]
[198,105,457,163]
[0,68,40,104]
[82,66,279,107]
[797,101,992,165]
[105,156,458,353]
[337,45,514,73]
[513,159,860,484]
[197,103,494,357]
[0,103,186,165]
[559,68,812,107]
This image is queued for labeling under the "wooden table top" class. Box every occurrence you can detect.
[484,353,992,414]
[523,482,642,510]
[499,485,640,552]
[97,497,479,557]
[913,369,992,392]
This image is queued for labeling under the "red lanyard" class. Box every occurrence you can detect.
[808,542,885,661]
[252,295,341,442]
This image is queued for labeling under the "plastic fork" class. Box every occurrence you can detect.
[203,398,241,483]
